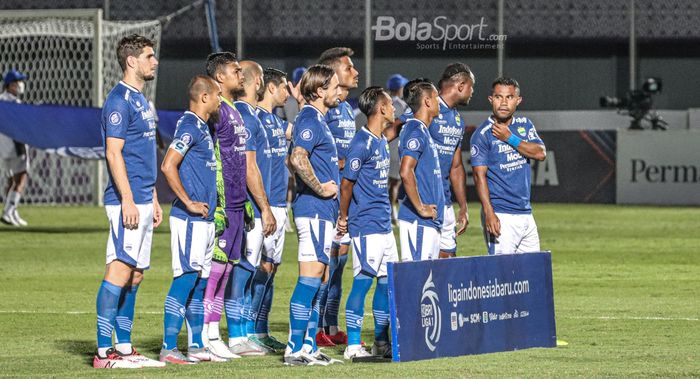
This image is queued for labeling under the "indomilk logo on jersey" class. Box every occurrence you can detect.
[421,270,442,351]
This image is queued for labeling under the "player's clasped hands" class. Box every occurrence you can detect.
[186,201,209,218]
[336,216,348,235]
[418,203,438,220]
[122,200,140,230]
[320,180,338,199]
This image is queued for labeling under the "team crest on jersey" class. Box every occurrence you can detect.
[180,133,193,145]
[455,113,461,124]
[300,129,313,141]
[407,138,420,151]
[335,108,341,115]
[349,158,361,171]
[109,111,122,125]
[470,145,479,157]
[438,114,443,120]
[517,126,526,137]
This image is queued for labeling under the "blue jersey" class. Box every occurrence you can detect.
[101,81,157,205]
[292,105,340,222]
[169,111,217,221]
[400,96,465,203]
[343,127,392,237]
[257,106,288,208]
[470,115,544,214]
[235,101,272,217]
[397,118,445,229]
[326,101,356,163]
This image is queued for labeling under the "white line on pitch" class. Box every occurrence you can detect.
[1,310,697,321]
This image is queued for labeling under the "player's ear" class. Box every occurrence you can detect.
[488,95,494,104]
[126,55,137,70]
[516,96,522,106]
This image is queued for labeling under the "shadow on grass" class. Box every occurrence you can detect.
[0,226,106,234]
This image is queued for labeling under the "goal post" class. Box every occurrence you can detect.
[0,9,161,205]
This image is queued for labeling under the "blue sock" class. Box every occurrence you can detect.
[326,253,348,331]
[345,273,373,346]
[257,273,275,335]
[247,269,269,335]
[373,277,390,342]
[96,280,123,352]
[162,272,198,350]
[225,264,253,339]
[304,281,327,352]
[185,276,207,348]
[115,285,138,347]
[251,270,273,335]
[288,276,321,353]
[317,281,330,332]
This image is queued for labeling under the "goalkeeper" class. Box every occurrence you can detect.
[201,52,252,359]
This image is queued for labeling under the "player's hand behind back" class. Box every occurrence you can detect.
[187,201,209,218]
[418,204,438,220]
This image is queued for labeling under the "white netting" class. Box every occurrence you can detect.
[0,10,161,204]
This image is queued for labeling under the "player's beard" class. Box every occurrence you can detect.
[324,96,340,109]
[231,87,246,100]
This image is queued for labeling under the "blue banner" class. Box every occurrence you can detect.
[387,253,556,362]
[0,101,181,159]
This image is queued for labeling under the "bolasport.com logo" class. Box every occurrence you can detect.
[372,16,507,51]
[420,270,442,351]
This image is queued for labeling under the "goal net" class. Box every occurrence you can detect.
[0,9,161,205]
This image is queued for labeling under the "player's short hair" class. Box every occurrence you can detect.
[205,51,238,79]
[117,34,155,72]
[318,47,354,67]
[188,75,217,101]
[492,77,520,94]
[299,64,335,103]
[403,77,431,101]
[439,62,473,89]
[406,81,436,112]
[258,68,288,101]
[358,86,389,117]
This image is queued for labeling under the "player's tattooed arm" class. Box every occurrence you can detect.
[473,165,500,237]
[399,155,437,220]
[290,146,337,198]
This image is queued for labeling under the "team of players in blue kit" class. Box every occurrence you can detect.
[94,34,547,368]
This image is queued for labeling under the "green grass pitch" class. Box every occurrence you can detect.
[0,204,698,377]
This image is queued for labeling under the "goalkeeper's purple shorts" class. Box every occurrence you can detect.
[216,209,244,262]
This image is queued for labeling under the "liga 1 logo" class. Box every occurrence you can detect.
[421,270,442,351]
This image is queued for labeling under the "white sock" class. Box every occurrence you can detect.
[329,326,339,335]
[97,347,112,357]
[9,191,20,208]
[115,343,133,355]
[208,322,220,340]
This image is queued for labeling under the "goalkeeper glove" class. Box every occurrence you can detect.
[214,206,229,237]
[244,200,255,232]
